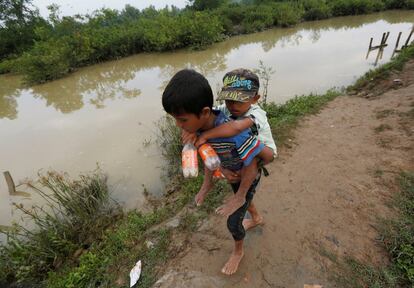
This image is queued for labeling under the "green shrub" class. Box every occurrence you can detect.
[241,6,274,33]
[302,0,332,20]
[329,0,385,16]
[272,2,304,27]
[139,15,183,51]
[180,11,224,48]
[215,4,248,34]
[18,39,72,83]
[384,0,414,9]
[0,58,17,74]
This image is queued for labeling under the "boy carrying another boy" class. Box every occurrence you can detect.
[162,69,266,275]
[185,68,277,239]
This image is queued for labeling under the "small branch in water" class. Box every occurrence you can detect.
[3,171,31,197]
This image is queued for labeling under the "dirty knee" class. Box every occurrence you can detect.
[227,215,245,241]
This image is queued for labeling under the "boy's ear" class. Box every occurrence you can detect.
[199,107,211,118]
[252,94,260,104]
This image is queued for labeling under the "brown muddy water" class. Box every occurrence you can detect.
[0,11,413,239]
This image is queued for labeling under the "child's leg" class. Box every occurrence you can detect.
[244,170,263,229]
[243,200,264,230]
[222,174,261,275]
[223,198,250,275]
[257,146,275,165]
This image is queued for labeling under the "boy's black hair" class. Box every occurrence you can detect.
[162,69,213,116]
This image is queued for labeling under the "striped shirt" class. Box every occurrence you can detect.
[206,110,264,171]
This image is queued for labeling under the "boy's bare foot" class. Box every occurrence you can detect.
[221,251,244,275]
[242,216,264,231]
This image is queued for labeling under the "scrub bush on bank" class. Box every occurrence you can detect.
[0,169,118,286]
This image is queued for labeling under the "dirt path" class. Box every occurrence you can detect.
[155,61,414,288]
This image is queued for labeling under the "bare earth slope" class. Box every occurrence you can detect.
[155,61,414,288]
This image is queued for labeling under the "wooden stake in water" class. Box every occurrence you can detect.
[383,31,390,45]
[392,32,403,58]
[3,171,31,197]
[4,171,16,195]
[403,27,413,49]
[367,31,389,60]
[395,32,402,49]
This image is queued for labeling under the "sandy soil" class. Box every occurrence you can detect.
[154,61,414,288]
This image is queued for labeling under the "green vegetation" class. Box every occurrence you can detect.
[349,45,414,92]
[389,172,414,285]
[156,115,182,177]
[0,167,228,287]
[329,172,414,287]
[374,123,392,133]
[0,169,119,286]
[0,0,48,60]
[1,0,413,83]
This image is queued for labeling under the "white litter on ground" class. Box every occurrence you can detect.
[129,260,142,287]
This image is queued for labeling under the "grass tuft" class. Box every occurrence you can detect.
[0,169,119,285]
[374,124,392,133]
[328,172,414,287]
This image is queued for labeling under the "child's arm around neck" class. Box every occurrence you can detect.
[196,118,254,146]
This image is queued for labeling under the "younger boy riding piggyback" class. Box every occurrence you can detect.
[183,68,277,184]
[196,68,277,169]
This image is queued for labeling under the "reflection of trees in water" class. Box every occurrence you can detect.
[78,68,141,109]
[30,65,141,113]
[1,11,413,118]
[278,33,304,49]
[0,95,18,119]
[0,76,21,119]
[31,84,84,113]
[156,51,228,92]
[309,30,321,43]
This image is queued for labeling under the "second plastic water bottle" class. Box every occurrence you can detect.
[198,143,221,171]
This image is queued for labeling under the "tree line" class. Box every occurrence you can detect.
[0,0,413,84]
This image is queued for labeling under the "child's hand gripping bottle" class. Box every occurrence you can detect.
[198,143,221,171]
[182,143,198,178]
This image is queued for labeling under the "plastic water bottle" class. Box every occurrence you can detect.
[198,143,221,171]
[182,143,198,178]
[213,168,225,179]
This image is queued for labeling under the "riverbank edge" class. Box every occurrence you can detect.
[1,2,413,84]
[1,45,413,287]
